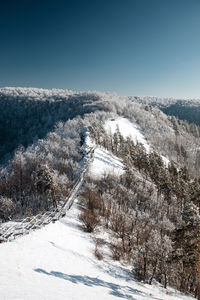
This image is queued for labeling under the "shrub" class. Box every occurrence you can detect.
[0,197,16,221]
[80,209,100,232]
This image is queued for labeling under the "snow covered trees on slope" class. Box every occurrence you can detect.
[0,88,105,164]
[81,173,175,288]
[1,87,200,175]
[82,168,200,296]
[0,116,90,219]
[35,164,58,209]
[81,124,200,297]
[172,204,200,297]
[130,95,200,126]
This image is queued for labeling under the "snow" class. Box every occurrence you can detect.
[161,154,170,167]
[105,117,170,166]
[85,128,124,179]
[88,147,124,179]
[86,117,171,179]
[104,118,150,152]
[84,131,96,149]
[0,117,191,299]
[87,117,151,179]
[0,201,194,300]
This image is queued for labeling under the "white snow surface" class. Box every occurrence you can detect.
[87,117,150,179]
[0,201,194,300]
[104,118,150,152]
[105,117,170,166]
[88,147,124,179]
[85,129,124,179]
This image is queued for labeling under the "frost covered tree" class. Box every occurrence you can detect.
[0,196,16,222]
[173,204,200,296]
[35,164,58,209]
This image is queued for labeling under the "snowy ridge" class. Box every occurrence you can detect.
[87,117,151,180]
[0,118,193,299]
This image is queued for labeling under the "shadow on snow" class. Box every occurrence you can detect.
[34,268,161,300]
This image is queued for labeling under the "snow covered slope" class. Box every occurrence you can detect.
[85,128,124,179]
[0,201,194,300]
[0,117,191,300]
[88,148,124,178]
[87,117,151,179]
[87,117,170,179]
[105,118,150,152]
[105,117,170,166]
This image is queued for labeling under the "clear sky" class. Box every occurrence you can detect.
[1,0,200,98]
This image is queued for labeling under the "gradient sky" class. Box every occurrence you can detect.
[1,0,200,97]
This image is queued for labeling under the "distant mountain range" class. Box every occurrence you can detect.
[130,96,200,126]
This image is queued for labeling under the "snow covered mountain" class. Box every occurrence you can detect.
[0,120,194,299]
[0,87,200,299]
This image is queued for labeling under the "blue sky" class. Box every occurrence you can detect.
[1,0,200,98]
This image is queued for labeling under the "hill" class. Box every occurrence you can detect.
[0,87,200,299]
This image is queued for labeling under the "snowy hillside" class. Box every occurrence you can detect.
[88,117,169,179]
[87,117,150,178]
[105,118,150,152]
[88,147,124,178]
[0,200,194,300]
[0,88,199,299]
[0,116,195,299]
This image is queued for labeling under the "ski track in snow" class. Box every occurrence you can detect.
[0,201,194,300]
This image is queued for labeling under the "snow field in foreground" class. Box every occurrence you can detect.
[0,201,194,300]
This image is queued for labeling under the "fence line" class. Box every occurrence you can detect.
[0,147,95,243]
